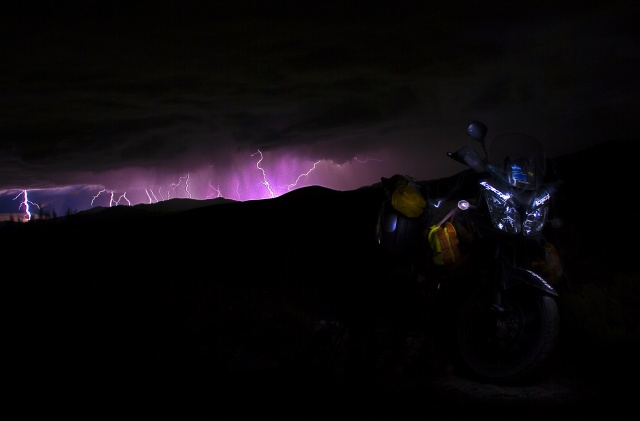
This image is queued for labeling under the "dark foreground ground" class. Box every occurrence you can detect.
[6,141,638,418]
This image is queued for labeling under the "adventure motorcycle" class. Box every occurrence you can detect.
[376,121,563,384]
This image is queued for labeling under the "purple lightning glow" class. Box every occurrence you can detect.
[0,149,385,220]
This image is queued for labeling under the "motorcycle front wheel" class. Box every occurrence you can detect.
[454,289,560,385]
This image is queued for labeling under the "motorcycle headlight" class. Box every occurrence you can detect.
[522,205,549,236]
[484,188,521,234]
[481,181,549,236]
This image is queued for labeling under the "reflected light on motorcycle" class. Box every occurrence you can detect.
[383,212,398,233]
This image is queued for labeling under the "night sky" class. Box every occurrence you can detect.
[1,0,637,216]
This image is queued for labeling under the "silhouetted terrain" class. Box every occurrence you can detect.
[6,141,638,418]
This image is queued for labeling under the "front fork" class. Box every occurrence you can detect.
[490,240,559,314]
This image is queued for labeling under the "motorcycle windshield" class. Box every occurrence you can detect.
[488,133,546,191]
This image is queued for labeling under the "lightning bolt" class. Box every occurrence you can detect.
[353,156,383,164]
[13,190,39,221]
[234,181,241,200]
[205,163,224,198]
[205,182,222,199]
[145,189,160,203]
[252,150,277,198]
[115,193,131,206]
[283,160,321,191]
[167,175,192,199]
[91,189,131,207]
[91,189,109,207]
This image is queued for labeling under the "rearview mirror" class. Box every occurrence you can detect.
[467,121,487,143]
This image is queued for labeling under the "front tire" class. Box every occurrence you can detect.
[455,289,560,384]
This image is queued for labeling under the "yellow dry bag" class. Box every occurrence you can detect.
[428,221,461,265]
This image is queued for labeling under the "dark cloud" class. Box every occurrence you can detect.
[1,1,638,214]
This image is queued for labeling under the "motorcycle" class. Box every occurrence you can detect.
[375,121,564,384]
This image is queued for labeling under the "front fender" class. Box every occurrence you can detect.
[505,266,558,297]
